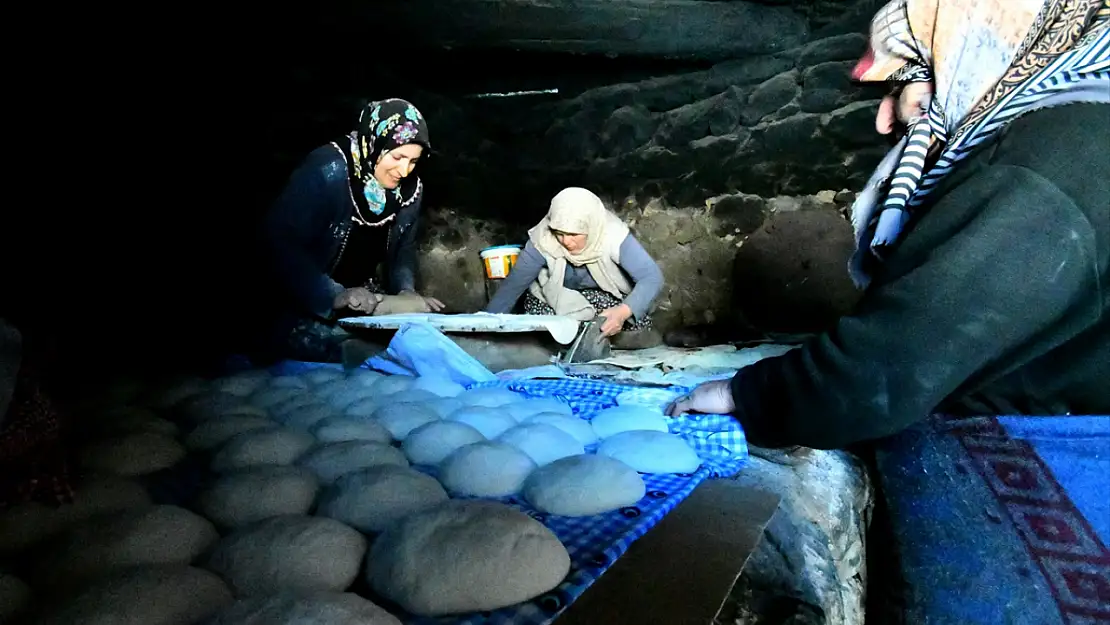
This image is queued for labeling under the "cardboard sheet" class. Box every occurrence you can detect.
[556,480,781,625]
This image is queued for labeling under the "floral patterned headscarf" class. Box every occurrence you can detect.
[341,98,431,224]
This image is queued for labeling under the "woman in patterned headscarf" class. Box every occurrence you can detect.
[671,3,1108,621]
[259,98,445,362]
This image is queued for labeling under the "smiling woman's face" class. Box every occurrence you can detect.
[374,143,424,189]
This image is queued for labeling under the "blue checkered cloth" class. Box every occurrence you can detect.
[269,362,749,625]
[396,377,748,625]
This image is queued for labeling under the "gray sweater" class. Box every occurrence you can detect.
[484,235,664,319]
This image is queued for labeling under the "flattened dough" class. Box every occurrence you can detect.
[196,466,319,530]
[524,412,598,446]
[505,397,574,421]
[497,423,584,467]
[210,427,315,473]
[446,406,516,438]
[311,416,392,444]
[371,402,440,439]
[367,501,569,616]
[409,375,466,397]
[589,405,669,440]
[185,415,276,452]
[597,430,702,473]
[438,442,536,497]
[204,515,366,597]
[458,387,523,408]
[316,465,449,533]
[372,375,416,396]
[402,420,486,466]
[33,564,232,625]
[203,592,401,625]
[523,454,645,516]
[296,441,408,484]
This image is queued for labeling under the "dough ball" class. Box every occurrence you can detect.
[211,427,315,473]
[296,441,408,484]
[497,423,585,467]
[33,564,232,625]
[274,402,334,431]
[402,420,486,466]
[523,454,645,516]
[597,430,702,473]
[390,389,442,404]
[367,500,569,616]
[446,406,517,438]
[524,412,599,446]
[151,377,210,410]
[268,375,309,390]
[30,505,219,592]
[196,466,319,530]
[372,375,416,396]
[458,387,523,408]
[213,370,271,397]
[312,377,348,398]
[184,415,277,452]
[311,416,392,444]
[270,395,324,420]
[344,397,378,419]
[249,386,302,410]
[590,405,670,439]
[326,386,375,411]
[301,367,346,386]
[346,368,383,388]
[204,515,366,597]
[372,402,439,439]
[409,375,466,397]
[90,406,180,438]
[427,397,464,418]
[439,442,537,497]
[317,465,449,534]
[0,474,151,555]
[79,432,185,476]
[505,397,574,421]
[177,391,253,424]
[0,574,31,623]
[202,592,401,625]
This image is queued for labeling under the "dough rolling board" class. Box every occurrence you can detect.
[339,313,611,370]
[339,313,581,346]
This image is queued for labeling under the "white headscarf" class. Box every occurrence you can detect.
[527,188,633,320]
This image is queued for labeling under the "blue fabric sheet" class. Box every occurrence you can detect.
[271,361,750,625]
[875,414,1110,625]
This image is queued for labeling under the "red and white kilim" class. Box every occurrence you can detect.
[939,415,1110,624]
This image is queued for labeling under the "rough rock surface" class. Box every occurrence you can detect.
[716,448,873,625]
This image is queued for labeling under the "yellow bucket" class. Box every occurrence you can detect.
[480,244,522,280]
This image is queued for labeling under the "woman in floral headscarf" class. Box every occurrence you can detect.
[258,98,445,362]
[671,2,1108,621]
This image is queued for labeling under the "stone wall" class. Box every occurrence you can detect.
[254,4,890,337]
[416,189,863,336]
[406,28,882,335]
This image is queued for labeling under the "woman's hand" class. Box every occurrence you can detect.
[598,304,632,337]
[333,287,382,314]
[399,290,446,312]
[876,81,934,135]
[665,379,735,417]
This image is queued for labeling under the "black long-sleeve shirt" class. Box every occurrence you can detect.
[730,103,1109,450]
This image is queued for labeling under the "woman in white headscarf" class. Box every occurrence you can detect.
[485,187,665,347]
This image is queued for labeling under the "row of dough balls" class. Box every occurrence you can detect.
[5,367,701,623]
